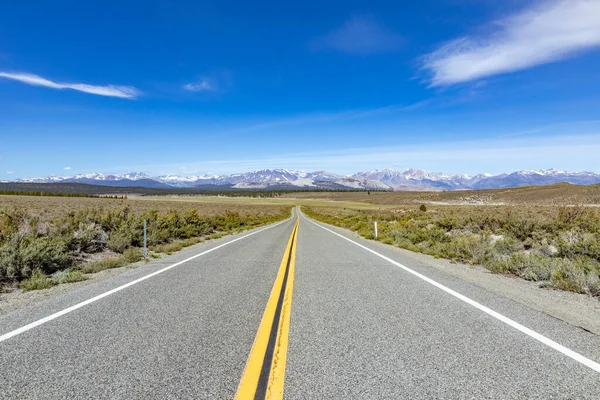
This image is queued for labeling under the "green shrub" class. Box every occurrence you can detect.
[107,231,132,253]
[557,232,600,262]
[504,218,536,242]
[20,269,55,291]
[72,222,108,253]
[18,237,73,276]
[493,237,524,255]
[446,234,491,264]
[0,244,19,281]
[123,248,143,263]
[52,269,87,284]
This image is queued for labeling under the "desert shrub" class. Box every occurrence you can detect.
[20,269,55,291]
[503,218,537,242]
[52,269,87,284]
[551,262,586,294]
[436,215,460,231]
[532,239,558,257]
[72,222,108,253]
[493,237,524,255]
[446,234,491,264]
[0,245,19,281]
[18,237,72,277]
[557,232,600,262]
[487,252,555,280]
[123,248,143,263]
[107,230,133,253]
[556,206,587,226]
[420,204,427,212]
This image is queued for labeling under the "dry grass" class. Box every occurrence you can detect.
[280,183,600,206]
[133,194,387,210]
[0,195,289,222]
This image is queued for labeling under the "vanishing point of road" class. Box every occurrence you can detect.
[1,207,599,399]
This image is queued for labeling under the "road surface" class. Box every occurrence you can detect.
[1,207,599,399]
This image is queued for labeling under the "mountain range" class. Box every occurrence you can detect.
[4,168,600,191]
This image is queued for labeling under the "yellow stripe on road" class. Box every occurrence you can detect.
[235,216,299,400]
[266,214,297,399]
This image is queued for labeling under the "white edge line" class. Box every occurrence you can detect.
[300,211,600,374]
[0,216,293,343]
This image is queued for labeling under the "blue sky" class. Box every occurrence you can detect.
[1,0,600,178]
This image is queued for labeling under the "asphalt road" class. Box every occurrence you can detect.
[1,207,599,399]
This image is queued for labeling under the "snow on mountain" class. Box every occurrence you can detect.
[227,169,305,184]
[352,168,471,190]
[155,174,221,187]
[70,173,114,181]
[472,169,600,189]
[306,171,344,181]
[333,178,391,190]
[6,168,600,191]
[120,172,151,181]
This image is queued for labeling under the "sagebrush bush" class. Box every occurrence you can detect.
[123,248,143,263]
[52,269,86,285]
[16,237,72,278]
[72,222,108,253]
[493,237,524,256]
[19,269,55,291]
[107,231,132,253]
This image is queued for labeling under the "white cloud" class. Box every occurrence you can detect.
[63,166,71,170]
[312,14,403,55]
[0,72,140,98]
[184,80,216,92]
[6,171,13,174]
[422,0,600,86]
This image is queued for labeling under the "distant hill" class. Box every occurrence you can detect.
[280,183,600,206]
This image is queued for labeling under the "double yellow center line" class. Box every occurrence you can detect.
[235,217,299,400]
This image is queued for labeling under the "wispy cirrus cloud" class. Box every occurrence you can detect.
[0,72,140,98]
[184,71,233,93]
[421,0,600,86]
[63,166,71,171]
[312,14,403,55]
[5,171,13,175]
[184,79,216,92]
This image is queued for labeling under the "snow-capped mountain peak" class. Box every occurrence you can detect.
[6,168,600,191]
[120,172,151,181]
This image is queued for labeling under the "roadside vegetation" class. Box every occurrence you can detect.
[0,197,289,292]
[303,205,600,297]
